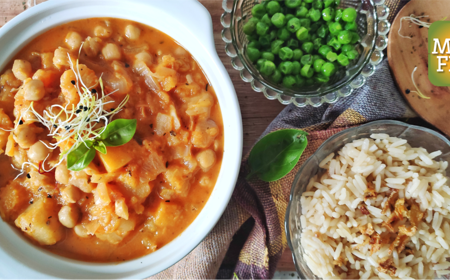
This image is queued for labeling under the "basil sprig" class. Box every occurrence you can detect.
[67,119,137,171]
[247,129,308,182]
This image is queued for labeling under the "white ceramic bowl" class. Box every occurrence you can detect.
[0,0,243,278]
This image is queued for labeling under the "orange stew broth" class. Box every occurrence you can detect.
[0,18,223,262]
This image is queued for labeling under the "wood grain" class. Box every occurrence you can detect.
[387,0,450,137]
[0,0,295,272]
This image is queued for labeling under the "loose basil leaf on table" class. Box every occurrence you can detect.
[94,141,107,155]
[67,140,96,171]
[100,119,137,147]
[247,129,308,182]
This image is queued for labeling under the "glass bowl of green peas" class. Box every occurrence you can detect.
[221,0,390,107]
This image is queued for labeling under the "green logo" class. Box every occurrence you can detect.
[429,21,450,86]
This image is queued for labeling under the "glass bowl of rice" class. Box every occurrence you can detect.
[221,0,391,107]
[285,120,450,279]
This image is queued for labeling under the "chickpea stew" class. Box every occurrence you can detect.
[0,18,223,262]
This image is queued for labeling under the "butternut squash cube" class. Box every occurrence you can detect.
[98,146,133,173]
[15,198,64,245]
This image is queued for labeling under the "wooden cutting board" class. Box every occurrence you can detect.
[387,0,450,137]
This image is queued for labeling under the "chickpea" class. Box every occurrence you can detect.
[74,224,89,238]
[58,205,80,228]
[135,51,152,66]
[94,25,112,38]
[40,52,54,69]
[60,185,81,203]
[196,149,216,172]
[55,162,70,184]
[125,25,141,40]
[27,140,51,162]
[14,125,37,149]
[65,31,83,50]
[23,79,46,101]
[83,36,102,57]
[12,59,32,81]
[102,43,121,60]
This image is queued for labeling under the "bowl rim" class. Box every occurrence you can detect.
[284,120,450,278]
[229,0,379,98]
[0,0,243,278]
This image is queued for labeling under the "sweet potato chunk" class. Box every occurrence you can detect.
[98,146,133,173]
[15,198,64,245]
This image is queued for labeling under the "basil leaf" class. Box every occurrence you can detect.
[100,119,137,147]
[247,129,308,182]
[94,141,107,155]
[67,141,96,171]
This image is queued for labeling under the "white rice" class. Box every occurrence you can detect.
[298,134,450,279]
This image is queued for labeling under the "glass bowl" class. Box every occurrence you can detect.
[285,120,450,279]
[221,0,391,107]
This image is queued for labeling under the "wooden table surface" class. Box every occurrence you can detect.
[0,0,295,272]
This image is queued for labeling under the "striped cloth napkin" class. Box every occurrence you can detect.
[151,0,421,279]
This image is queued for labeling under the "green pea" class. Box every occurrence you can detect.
[324,0,334,8]
[326,51,338,62]
[321,62,335,77]
[259,34,272,48]
[312,54,321,61]
[256,58,266,69]
[248,40,261,49]
[318,45,332,57]
[283,75,297,88]
[312,0,323,10]
[295,75,306,86]
[329,22,343,35]
[337,30,353,44]
[279,47,294,60]
[260,60,277,76]
[296,6,309,18]
[279,61,294,75]
[243,18,259,35]
[327,37,341,50]
[304,0,314,3]
[342,8,357,22]
[271,69,283,83]
[247,47,261,62]
[300,54,313,65]
[347,49,359,60]
[261,14,273,27]
[334,9,343,22]
[296,27,309,41]
[292,61,301,75]
[345,21,358,31]
[337,53,349,66]
[335,0,341,5]
[301,64,314,78]
[287,17,302,33]
[285,14,295,22]
[313,58,325,72]
[277,28,291,41]
[302,42,314,54]
[256,21,270,36]
[315,74,329,83]
[313,38,323,50]
[270,39,284,54]
[350,32,360,44]
[310,22,321,33]
[252,4,267,19]
[285,0,303,9]
[309,8,321,22]
[287,38,300,49]
[322,7,333,21]
[267,1,281,15]
[341,44,354,53]
[262,52,275,61]
[316,25,328,39]
[271,13,286,28]
[269,30,277,41]
[299,18,311,29]
[293,49,304,60]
